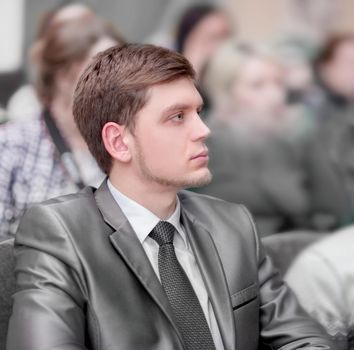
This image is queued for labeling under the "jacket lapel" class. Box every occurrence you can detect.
[94,180,184,345]
[180,207,236,350]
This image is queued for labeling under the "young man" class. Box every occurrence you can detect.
[7,44,334,350]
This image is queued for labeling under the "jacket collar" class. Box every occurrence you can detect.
[94,180,236,350]
[179,203,236,350]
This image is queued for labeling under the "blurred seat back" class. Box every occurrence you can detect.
[262,231,328,277]
[0,238,15,349]
[0,69,24,106]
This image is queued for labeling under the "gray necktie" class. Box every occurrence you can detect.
[149,221,216,350]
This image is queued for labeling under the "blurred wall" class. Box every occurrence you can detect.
[228,0,354,41]
[0,0,24,72]
[24,0,354,58]
[340,0,354,32]
[0,0,351,107]
[24,0,172,53]
[2,0,213,106]
[227,0,285,41]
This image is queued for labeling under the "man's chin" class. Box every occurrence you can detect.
[143,168,212,190]
[185,170,212,189]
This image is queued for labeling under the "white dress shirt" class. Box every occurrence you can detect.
[107,180,224,349]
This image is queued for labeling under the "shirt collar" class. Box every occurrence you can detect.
[107,179,187,247]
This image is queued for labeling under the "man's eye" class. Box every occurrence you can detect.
[171,113,184,121]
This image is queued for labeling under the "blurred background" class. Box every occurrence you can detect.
[2,0,354,234]
[2,0,354,231]
[1,1,354,347]
[1,0,354,110]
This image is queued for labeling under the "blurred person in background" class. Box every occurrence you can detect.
[175,3,232,80]
[272,37,321,109]
[0,8,124,238]
[175,3,232,115]
[313,34,354,218]
[6,3,95,122]
[283,0,344,55]
[285,225,354,349]
[314,34,354,110]
[195,41,348,235]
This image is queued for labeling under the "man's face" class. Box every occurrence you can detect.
[127,78,211,190]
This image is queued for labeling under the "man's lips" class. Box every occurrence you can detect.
[191,150,209,160]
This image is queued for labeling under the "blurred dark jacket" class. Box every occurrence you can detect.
[311,82,354,218]
[194,114,349,236]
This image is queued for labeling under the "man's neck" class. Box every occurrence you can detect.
[108,174,179,220]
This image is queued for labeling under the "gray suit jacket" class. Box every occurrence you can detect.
[6,181,335,350]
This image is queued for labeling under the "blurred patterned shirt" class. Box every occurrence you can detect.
[285,227,354,350]
[0,118,103,238]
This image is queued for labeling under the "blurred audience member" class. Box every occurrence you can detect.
[315,34,354,106]
[285,225,354,349]
[195,41,348,235]
[6,3,96,122]
[175,3,232,79]
[0,10,124,238]
[6,84,41,122]
[313,34,354,217]
[272,38,320,108]
[283,0,343,53]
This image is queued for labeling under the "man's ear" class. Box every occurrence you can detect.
[102,122,132,163]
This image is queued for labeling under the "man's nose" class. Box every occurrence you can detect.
[193,114,211,141]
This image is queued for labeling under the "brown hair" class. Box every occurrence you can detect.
[73,43,196,174]
[31,14,124,107]
[315,33,354,68]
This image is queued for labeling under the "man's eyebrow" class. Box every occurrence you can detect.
[161,102,204,115]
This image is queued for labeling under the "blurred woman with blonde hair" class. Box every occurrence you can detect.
[196,40,349,235]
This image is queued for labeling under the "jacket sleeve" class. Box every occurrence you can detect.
[241,206,337,349]
[6,204,89,350]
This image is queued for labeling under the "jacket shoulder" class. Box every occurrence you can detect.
[178,190,251,222]
[179,190,259,254]
[22,186,97,220]
[179,189,241,206]
[35,186,96,207]
[15,187,99,267]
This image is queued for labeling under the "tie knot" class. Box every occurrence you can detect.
[149,221,175,246]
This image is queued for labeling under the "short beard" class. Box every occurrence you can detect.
[135,139,212,189]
